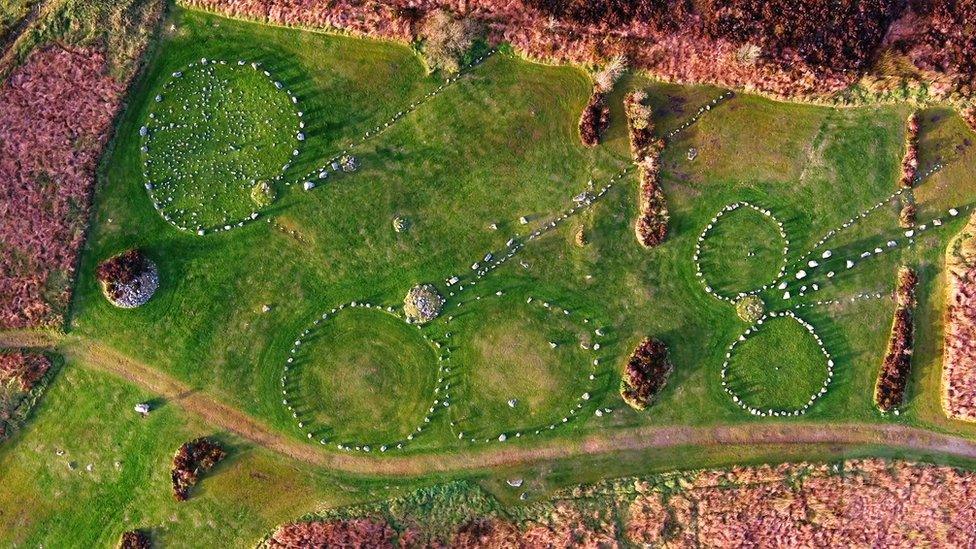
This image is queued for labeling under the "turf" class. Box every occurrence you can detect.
[724,316,829,411]
[291,307,439,445]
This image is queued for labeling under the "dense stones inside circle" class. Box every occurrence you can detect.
[143,62,299,230]
[403,284,444,323]
[290,308,439,443]
[725,316,828,412]
[698,206,786,297]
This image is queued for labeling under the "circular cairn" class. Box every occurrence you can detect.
[141,58,302,234]
[694,202,789,302]
[721,311,833,417]
[403,284,444,324]
[96,250,159,308]
[735,295,765,323]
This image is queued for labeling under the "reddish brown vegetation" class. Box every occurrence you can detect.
[900,202,917,228]
[97,250,149,301]
[964,106,976,134]
[452,518,520,548]
[620,337,672,410]
[944,214,976,421]
[899,112,921,189]
[905,0,976,88]
[171,437,226,501]
[624,459,976,546]
[875,267,918,412]
[183,0,976,101]
[700,0,901,72]
[624,90,670,247]
[267,519,397,548]
[274,460,976,547]
[0,350,51,392]
[578,92,609,147]
[0,46,123,329]
[119,530,151,549]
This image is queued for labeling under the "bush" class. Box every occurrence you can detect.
[250,180,276,208]
[593,55,628,94]
[171,437,226,501]
[875,267,918,412]
[579,92,610,147]
[267,519,397,548]
[0,350,51,392]
[420,9,481,74]
[899,112,920,189]
[899,202,917,228]
[634,148,669,247]
[620,338,673,410]
[624,90,655,158]
[119,530,151,549]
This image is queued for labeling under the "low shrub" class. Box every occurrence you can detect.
[899,202,917,228]
[579,92,610,147]
[899,112,920,189]
[634,147,669,247]
[624,90,669,247]
[624,90,655,158]
[171,437,226,501]
[267,519,397,548]
[964,106,976,134]
[620,338,673,410]
[0,349,51,391]
[875,266,918,412]
[119,530,151,549]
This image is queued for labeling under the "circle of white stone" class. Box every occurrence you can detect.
[281,301,450,453]
[693,201,790,303]
[719,310,833,418]
[444,291,607,444]
[140,58,302,235]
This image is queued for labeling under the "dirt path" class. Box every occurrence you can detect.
[6,329,976,476]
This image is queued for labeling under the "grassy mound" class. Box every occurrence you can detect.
[142,60,299,231]
[291,308,438,444]
[725,316,828,412]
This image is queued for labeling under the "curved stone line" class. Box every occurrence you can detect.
[444,291,608,445]
[281,301,451,453]
[693,201,790,303]
[141,58,303,235]
[720,310,834,417]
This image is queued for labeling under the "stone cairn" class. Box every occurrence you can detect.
[403,284,445,324]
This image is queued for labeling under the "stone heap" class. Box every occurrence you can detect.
[403,284,444,324]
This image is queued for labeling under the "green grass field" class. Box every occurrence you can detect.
[4,3,976,545]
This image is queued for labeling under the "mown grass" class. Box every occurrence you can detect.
[0,357,410,547]
[293,307,439,444]
[725,316,829,411]
[697,205,786,296]
[66,6,976,465]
